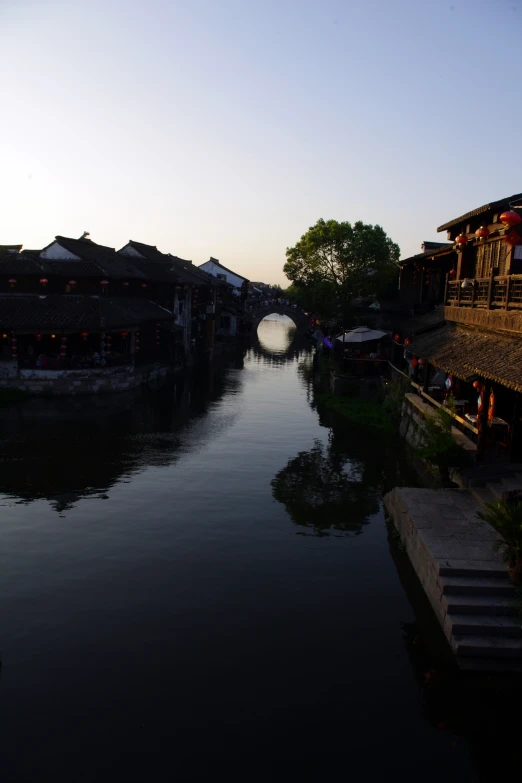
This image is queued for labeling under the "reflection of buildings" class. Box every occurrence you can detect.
[0,365,242,512]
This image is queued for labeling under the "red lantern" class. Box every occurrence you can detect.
[69,279,77,286]
[8,278,17,287]
[123,281,129,287]
[418,358,425,368]
[35,333,42,341]
[500,211,522,228]
[80,331,89,340]
[411,356,418,369]
[475,226,490,241]
[504,229,522,248]
[455,233,468,247]
[404,337,411,346]
[140,283,147,289]
[120,332,128,338]
[449,268,456,277]
[39,278,48,286]
[394,333,401,343]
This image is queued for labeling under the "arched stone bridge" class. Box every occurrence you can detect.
[245,303,309,332]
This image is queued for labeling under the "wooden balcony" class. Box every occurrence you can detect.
[445,275,522,330]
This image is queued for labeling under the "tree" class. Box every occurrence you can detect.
[284,218,400,309]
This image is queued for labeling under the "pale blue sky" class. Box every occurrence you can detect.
[1,0,520,284]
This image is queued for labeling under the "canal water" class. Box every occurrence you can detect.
[0,316,512,780]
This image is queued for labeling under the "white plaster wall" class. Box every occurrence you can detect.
[40,242,80,260]
[118,245,144,258]
[199,260,245,290]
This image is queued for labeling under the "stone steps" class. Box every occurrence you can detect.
[449,614,522,638]
[439,561,507,578]
[441,575,514,597]
[452,634,522,659]
[443,594,518,617]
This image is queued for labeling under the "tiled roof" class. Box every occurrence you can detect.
[412,323,522,392]
[120,240,217,287]
[0,295,174,332]
[399,244,455,267]
[0,251,45,275]
[437,193,522,232]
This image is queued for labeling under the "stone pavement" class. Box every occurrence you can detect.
[384,487,522,669]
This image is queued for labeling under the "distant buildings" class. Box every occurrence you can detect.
[0,234,243,396]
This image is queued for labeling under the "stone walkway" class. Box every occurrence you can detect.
[384,487,522,669]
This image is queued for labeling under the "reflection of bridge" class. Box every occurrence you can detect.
[245,303,309,332]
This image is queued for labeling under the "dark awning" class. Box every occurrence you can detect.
[412,323,522,392]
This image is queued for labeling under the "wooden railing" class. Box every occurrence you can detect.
[446,274,522,310]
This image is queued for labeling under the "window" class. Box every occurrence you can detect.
[475,240,509,278]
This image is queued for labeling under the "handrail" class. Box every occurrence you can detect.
[410,381,478,435]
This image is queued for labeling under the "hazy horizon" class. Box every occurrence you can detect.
[2,0,521,285]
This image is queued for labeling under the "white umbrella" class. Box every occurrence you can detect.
[336,326,387,343]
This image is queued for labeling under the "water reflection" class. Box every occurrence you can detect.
[271,434,381,536]
[247,315,311,366]
[0,365,242,512]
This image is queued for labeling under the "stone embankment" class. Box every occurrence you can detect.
[384,486,522,670]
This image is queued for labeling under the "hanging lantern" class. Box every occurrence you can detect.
[448,268,456,278]
[120,332,128,338]
[393,333,401,343]
[404,337,411,346]
[100,280,109,286]
[80,331,89,340]
[39,278,49,287]
[461,278,472,289]
[35,333,42,341]
[68,279,77,287]
[51,334,56,339]
[61,336,67,343]
[418,358,425,368]
[123,281,129,288]
[8,278,17,288]
[475,226,490,241]
[135,331,140,352]
[504,229,522,248]
[411,356,418,369]
[500,211,522,228]
[140,282,147,289]
[445,375,453,390]
[455,233,468,248]
[473,380,481,390]
[1,333,7,339]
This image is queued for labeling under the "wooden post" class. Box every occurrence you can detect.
[477,380,491,461]
[505,275,512,310]
[423,362,430,393]
[486,273,494,310]
[443,273,449,305]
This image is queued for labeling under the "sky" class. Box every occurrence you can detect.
[1,0,521,285]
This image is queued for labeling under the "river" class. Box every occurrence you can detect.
[0,316,512,780]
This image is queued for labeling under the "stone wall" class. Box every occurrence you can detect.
[0,361,179,396]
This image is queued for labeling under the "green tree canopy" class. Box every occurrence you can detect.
[284,218,400,302]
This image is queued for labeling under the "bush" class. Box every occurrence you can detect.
[416,403,469,485]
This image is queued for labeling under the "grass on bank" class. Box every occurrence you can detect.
[314,390,395,434]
